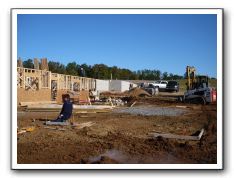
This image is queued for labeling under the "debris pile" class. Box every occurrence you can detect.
[100,91,128,98]
[101,87,151,99]
[17,126,35,135]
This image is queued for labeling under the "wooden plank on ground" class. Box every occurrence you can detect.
[17,130,27,135]
[44,127,57,130]
[75,111,97,114]
[72,121,95,129]
[95,110,111,113]
[25,107,113,113]
[44,127,66,131]
[27,110,59,112]
[150,129,204,141]
[75,109,111,114]
[45,121,70,126]
[20,101,57,106]
[175,105,188,109]
[79,115,89,118]
[130,101,137,107]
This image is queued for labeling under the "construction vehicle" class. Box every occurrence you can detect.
[183,66,217,104]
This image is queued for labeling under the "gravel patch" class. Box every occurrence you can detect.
[114,106,187,116]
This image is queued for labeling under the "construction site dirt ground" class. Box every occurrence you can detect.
[17,95,217,164]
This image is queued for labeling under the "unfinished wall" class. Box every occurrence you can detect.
[56,89,68,104]
[17,88,51,105]
[41,58,49,70]
[17,67,98,105]
[17,59,23,67]
[33,58,40,70]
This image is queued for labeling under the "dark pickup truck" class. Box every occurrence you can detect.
[166,81,180,92]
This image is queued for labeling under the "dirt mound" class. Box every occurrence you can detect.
[127,88,151,97]
[100,91,127,98]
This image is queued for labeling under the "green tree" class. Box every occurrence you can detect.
[80,63,93,78]
[129,71,138,80]
[48,61,66,74]
[119,68,132,80]
[168,73,174,80]
[162,72,168,80]
[110,66,120,80]
[173,74,183,80]
[23,59,34,69]
[91,64,109,79]
[66,62,79,76]
[23,58,186,81]
[99,64,110,79]
[155,70,161,80]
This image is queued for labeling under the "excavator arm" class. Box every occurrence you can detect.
[186,66,196,90]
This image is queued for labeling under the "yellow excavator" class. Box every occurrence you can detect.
[183,66,217,104]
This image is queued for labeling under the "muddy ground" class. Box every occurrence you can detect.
[17,95,217,164]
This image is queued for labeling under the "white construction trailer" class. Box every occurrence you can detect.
[95,79,110,92]
[109,80,133,92]
[93,79,137,99]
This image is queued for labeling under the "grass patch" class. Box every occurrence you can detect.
[178,79,217,92]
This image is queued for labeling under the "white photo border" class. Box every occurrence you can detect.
[11,8,223,170]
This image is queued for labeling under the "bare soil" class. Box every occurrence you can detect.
[17,96,217,164]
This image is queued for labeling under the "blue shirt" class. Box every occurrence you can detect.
[60,101,73,119]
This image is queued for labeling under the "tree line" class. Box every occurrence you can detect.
[22,59,184,80]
